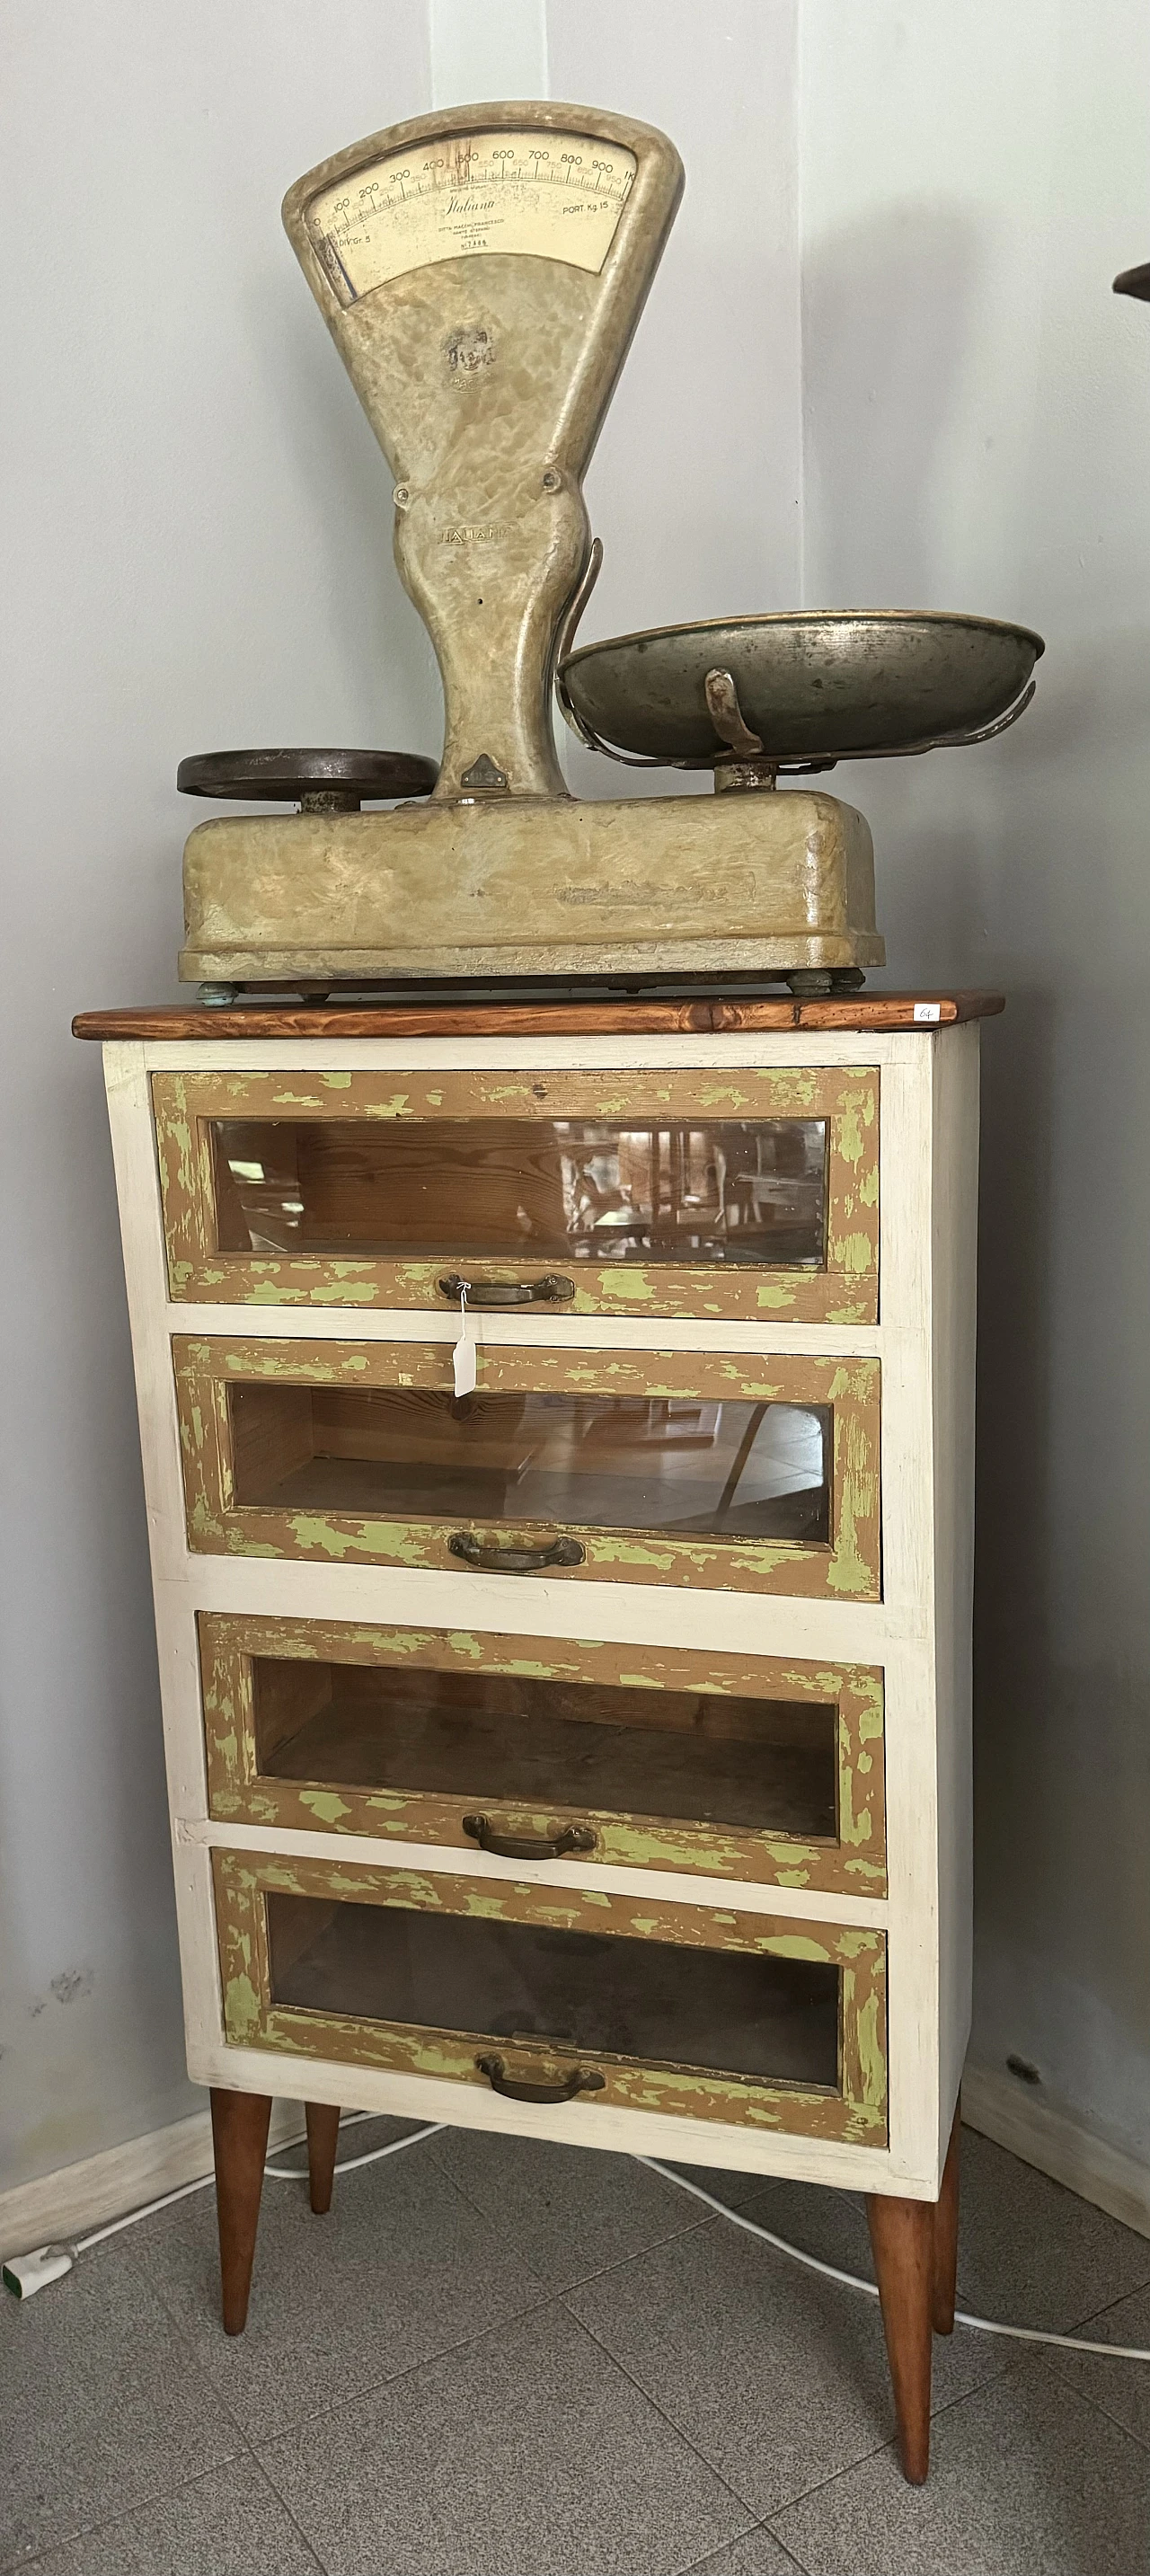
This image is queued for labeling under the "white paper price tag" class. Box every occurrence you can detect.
[913,1001,942,1023]
[453,1284,476,1396]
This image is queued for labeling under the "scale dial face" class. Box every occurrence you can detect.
[305,128,637,305]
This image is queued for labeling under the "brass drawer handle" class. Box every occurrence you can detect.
[448,1532,585,1574]
[476,2053,606,2105]
[463,1812,597,1862]
[437,1271,575,1307]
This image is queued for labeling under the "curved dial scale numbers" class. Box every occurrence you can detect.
[305,128,637,303]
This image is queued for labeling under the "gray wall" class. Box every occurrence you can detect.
[0,0,438,2183]
[2,0,1146,2192]
[801,0,1150,2164]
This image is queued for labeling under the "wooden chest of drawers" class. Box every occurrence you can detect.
[78,989,996,2482]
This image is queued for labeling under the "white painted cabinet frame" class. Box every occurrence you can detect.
[98,1023,978,2203]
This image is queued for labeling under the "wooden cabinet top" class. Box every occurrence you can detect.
[74,991,1004,1041]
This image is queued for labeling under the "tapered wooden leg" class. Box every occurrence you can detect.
[305,2102,341,2215]
[865,2191,934,2483]
[932,2107,961,2335]
[209,2086,272,2335]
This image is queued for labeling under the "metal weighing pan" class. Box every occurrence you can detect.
[557,605,1044,775]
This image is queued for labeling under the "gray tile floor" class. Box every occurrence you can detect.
[4,2121,1150,2574]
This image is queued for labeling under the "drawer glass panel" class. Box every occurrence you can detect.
[155,1068,880,1324]
[229,1383,831,1544]
[177,1338,881,1598]
[211,1114,827,1269]
[266,1891,840,2089]
[254,1658,837,1839]
[200,1616,887,1894]
[215,1850,888,2139]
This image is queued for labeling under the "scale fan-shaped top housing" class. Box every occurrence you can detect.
[281,102,683,801]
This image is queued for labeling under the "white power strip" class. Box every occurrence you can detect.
[2,2244,75,2299]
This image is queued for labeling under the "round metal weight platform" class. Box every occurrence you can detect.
[177,748,438,810]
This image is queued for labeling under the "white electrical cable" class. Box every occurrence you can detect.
[10,2120,1150,2363]
[263,2120,443,2180]
[75,2174,220,2253]
[636,2156,1150,2364]
[68,2113,437,2253]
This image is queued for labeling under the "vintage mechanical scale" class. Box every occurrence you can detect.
[181,100,1040,995]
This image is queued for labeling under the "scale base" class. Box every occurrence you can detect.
[180,789,885,989]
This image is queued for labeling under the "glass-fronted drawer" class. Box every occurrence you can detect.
[199,1615,886,1895]
[154,1067,879,1323]
[214,1850,888,2144]
[175,1338,880,1600]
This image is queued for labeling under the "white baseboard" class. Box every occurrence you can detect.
[962,2062,1150,2242]
[0,2098,302,2261]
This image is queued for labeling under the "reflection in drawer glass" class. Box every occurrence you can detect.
[267,1893,840,2088]
[253,1658,838,1840]
[212,1115,827,1270]
[230,1384,831,1544]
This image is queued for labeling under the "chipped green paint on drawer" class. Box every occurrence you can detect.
[173,1337,881,1603]
[199,1611,887,1898]
[152,1065,880,1324]
[211,1847,888,2146]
